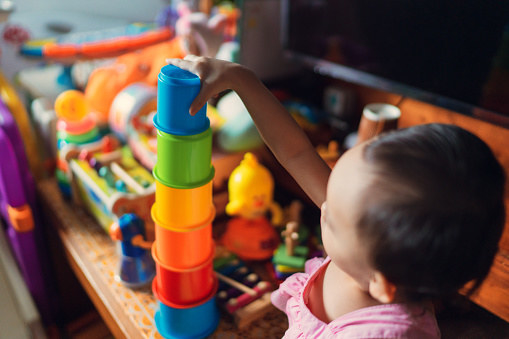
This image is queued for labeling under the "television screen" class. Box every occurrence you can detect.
[282,0,509,124]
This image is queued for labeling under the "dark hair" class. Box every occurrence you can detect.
[358,123,506,301]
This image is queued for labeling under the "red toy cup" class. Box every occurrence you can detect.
[152,274,218,309]
[154,220,213,269]
[152,243,215,305]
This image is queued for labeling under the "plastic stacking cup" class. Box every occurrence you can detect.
[56,116,96,135]
[56,127,99,144]
[152,203,215,268]
[154,180,213,227]
[152,244,215,305]
[154,222,213,269]
[154,64,209,136]
[153,278,219,339]
[153,128,214,189]
[152,204,215,268]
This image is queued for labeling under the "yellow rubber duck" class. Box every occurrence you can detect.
[221,152,282,260]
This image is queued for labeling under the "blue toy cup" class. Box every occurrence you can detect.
[154,64,209,136]
[153,279,219,338]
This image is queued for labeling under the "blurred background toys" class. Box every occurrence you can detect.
[54,89,101,196]
[54,89,156,239]
[214,91,264,153]
[0,96,57,325]
[12,0,244,178]
[83,37,187,128]
[0,69,45,179]
[220,152,283,260]
[109,213,155,288]
[19,22,173,60]
[68,145,156,239]
[272,200,311,281]
[214,247,273,329]
[109,82,158,169]
[316,140,341,168]
[83,1,233,130]
[174,1,229,58]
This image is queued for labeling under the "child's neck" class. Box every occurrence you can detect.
[307,261,382,323]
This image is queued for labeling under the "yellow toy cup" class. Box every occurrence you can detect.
[151,201,215,230]
[154,179,213,227]
[154,221,213,269]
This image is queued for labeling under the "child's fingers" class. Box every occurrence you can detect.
[165,58,190,69]
[189,89,212,116]
[165,56,211,116]
[183,54,200,61]
[166,55,202,73]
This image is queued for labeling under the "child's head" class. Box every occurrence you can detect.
[322,123,506,303]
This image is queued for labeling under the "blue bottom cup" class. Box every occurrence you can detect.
[153,279,219,338]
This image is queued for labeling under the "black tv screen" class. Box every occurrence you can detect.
[282,0,509,125]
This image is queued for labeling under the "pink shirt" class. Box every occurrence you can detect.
[271,257,441,338]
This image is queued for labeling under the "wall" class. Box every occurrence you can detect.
[11,0,167,22]
[1,1,168,80]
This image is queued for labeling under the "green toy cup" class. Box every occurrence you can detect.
[153,127,214,189]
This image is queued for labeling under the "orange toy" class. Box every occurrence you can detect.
[84,37,186,126]
[221,216,280,261]
[221,152,283,260]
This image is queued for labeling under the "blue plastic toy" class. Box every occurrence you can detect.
[109,213,155,288]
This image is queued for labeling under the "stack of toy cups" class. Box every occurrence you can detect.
[151,65,219,339]
[54,90,100,196]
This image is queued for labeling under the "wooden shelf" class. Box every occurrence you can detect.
[37,178,288,339]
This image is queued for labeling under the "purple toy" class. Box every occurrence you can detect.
[0,98,55,324]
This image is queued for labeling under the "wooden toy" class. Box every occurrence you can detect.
[272,201,310,280]
[214,251,273,329]
[66,143,155,239]
[53,90,155,239]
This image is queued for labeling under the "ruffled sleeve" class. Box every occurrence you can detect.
[271,272,308,312]
[305,256,325,274]
[271,257,326,313]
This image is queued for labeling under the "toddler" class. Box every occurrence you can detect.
[167,56,506,338]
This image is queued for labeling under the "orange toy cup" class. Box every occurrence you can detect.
[152,244,215,305]
[154,221,213,269]
[154,180,213,227]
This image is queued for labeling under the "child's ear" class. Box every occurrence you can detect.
[369,271,396,303]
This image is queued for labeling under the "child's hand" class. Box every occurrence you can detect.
[166,55,245,116]
[170,55,331,209]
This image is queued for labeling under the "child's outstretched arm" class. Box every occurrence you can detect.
[167,56,330,207]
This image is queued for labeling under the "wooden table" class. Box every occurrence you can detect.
[37,178,288,338]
